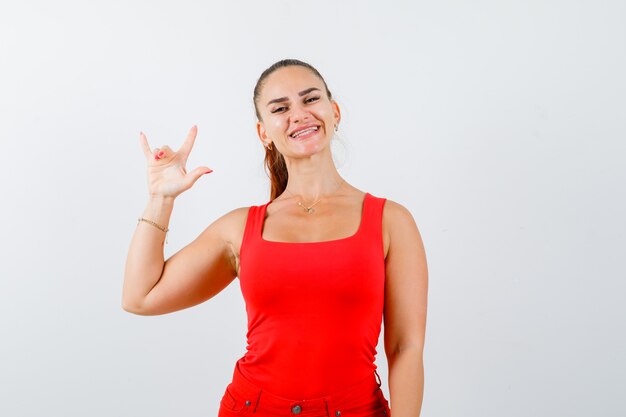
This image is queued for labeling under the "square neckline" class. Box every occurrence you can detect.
[259,192,370,245]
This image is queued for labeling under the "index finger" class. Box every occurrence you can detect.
[177,125,198,160]
[139,131,152,159]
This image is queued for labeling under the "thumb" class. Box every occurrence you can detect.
[182,166,213,189]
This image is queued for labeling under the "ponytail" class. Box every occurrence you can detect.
[264,146,288,200]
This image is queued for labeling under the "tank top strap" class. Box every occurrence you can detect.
[359,192,387,244]
[241,201,270,255]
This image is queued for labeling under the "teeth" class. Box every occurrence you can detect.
[291,126,318,138]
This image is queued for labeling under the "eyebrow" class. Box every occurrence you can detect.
[266,87,321,107]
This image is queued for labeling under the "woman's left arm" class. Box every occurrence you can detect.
[382,200,429,417]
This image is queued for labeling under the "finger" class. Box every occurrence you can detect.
[154,150,165,160]
[177,125,198,161]
[139,132,152,159]
[158,145,173,154]
[181,166,213,189]
[153,145,171,161]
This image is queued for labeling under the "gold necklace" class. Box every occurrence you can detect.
[284,179,345,214]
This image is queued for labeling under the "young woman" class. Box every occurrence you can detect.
[122,59,428,417]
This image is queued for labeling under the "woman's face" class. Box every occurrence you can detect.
[256,66,340,159]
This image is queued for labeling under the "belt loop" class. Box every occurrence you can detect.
[374,370,382,387]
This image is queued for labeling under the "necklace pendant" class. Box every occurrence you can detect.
[297,202,315,214]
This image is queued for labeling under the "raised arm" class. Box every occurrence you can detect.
[121,125,242,316]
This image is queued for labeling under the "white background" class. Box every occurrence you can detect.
[1,1,624,416]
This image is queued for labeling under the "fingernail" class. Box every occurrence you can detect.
[204,169,213,174]
[154,155,161,160]
[158,151,165,157]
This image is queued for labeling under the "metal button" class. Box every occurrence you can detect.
[335,411,342,416]
[291,404,302,414]
[245,400,251,406]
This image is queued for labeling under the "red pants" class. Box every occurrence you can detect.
[218,363,391,417]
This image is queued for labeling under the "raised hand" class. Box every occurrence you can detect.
[139,125,212,200]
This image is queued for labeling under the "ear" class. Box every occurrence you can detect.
[332,100,341,127]
[256,120,269,144]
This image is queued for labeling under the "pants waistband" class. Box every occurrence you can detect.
[227,362,384,416]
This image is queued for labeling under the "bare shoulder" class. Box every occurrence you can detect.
[212,206,250,230]
[381,198,424,259]
[198,205,251,248]
[382,199,415,222]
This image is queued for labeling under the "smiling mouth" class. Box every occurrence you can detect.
[290,126,320,139]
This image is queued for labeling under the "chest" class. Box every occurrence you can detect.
[261,203,363,243]
[239,236,386,314]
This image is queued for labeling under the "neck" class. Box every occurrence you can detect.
[282,152,344,201]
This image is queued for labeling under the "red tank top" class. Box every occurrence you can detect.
[235,192,387,399]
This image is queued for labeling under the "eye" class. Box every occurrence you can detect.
[271,106,287,113]
[305,96,320,103]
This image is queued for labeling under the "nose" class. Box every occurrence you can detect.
[289,102,312,123]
